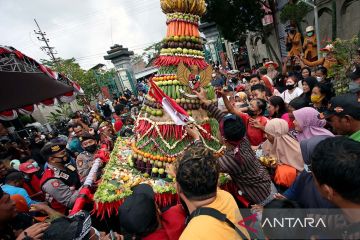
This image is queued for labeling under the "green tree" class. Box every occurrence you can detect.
[331,36,359,95]
[204,0,265,42]
[280,1,311,30]
[204,0,281,64]
[41,58,99,101]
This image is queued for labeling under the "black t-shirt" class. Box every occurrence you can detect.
[101,104,112,117]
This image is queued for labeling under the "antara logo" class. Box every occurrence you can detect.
[238,214,258,233]
[261,217,327,228]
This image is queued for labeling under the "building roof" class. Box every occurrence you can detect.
[104,44,134,61]
[135,66,158,80]
[89,63,105,70]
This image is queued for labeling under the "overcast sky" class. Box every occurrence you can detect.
[0,0,166,69]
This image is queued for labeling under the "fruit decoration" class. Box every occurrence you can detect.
[94,138,229,218]
[94,0,225,218]
[259,156,278,168]
[134,0,223,173]
[160,0,207,16]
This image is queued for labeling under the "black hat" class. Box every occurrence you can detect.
[40,142,66,159]
[348,65,360,81]
[42,211,92,240]
[118,184,157,236]
[320,94,360,120]
[220,114,246,141]
[78,132,95,143]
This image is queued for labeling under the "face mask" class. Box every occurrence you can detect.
[316,76,323,82]
[311,94,324,104]
[54,154,70,165]
[32,162,39,168]
[349,81,360,93]
[247,109,258,117]
[307,32,313,37]
[286,84,295,90]
[84,144,97,154]
[304,164,312,173]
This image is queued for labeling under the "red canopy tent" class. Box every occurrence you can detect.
[0,46,83,120]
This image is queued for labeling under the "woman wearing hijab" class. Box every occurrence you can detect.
[293,107,334,142]
[299,76,318,105]
[275,136,336,208]
[262,119,304,171]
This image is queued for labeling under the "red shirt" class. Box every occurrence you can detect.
[143,205,186,240]
[23,174,44,201]
[113,115,123,133]
[239,113,268,146]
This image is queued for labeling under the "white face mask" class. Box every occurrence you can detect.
[316,76,323,82]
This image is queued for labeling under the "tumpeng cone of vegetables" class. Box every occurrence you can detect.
[93,0,227,219]
[131,0,225,178]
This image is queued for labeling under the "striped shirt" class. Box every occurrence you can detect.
[204,103,272,204]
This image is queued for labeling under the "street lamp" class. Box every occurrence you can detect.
[299,0,321,58]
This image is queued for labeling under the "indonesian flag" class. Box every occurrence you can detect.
[149,79,191,126]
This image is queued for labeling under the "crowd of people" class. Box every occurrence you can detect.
[0,93,144,239]
[1,58,360,239]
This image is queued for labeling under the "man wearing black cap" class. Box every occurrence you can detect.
[77,132,99,183]
[321,93,360,142]
[40,142,81,214]
[119,184,186,240]
[193,88,273,206]
[348,64,360,96]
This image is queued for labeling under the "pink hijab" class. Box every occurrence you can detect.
[262,118,304,171]
[293,107,334,142]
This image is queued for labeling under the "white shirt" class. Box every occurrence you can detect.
[217,96,230,112]
[281,87,303,104]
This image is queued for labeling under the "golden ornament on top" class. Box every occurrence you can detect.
[160,0,206,16]
[177,62,212,90]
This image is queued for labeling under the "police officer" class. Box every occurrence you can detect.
[40,143,81,214]
[77,132,99,183]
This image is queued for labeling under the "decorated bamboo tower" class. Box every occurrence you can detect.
[130,0,224,178]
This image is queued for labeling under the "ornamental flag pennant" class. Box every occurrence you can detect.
[149,79,191,126]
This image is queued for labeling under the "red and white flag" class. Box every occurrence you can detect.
[149,79,191,126]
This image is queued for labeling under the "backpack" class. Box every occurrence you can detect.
[185,207,249,239]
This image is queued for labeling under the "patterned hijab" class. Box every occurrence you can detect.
[262,118,304,171]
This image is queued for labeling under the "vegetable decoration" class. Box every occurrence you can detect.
[94,0,226,218]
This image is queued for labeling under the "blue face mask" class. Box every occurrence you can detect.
[307,32,314,37]
[349,81,360,93]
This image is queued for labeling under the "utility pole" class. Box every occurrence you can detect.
[33,18,58,64]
